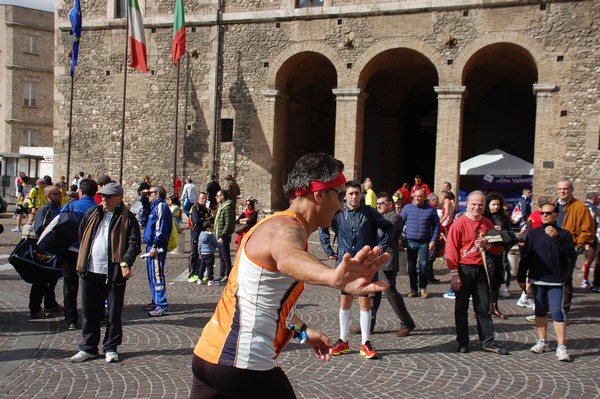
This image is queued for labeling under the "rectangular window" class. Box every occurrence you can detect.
[23,130,38,147]
[25,35,39,54]
[221,119,233,142]
[24,82,37,107]
[296,0,324,8]
[115,0,127,18]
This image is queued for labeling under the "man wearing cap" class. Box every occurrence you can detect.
[69,183,141,363]
[190,153,389,398]
[94,174,113,205]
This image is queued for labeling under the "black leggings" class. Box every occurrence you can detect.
[190,355,296,399]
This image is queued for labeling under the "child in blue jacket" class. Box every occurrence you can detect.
[198,221,222,286]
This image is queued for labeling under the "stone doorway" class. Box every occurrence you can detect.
[271,51,337,210]
[360,48,439,194]
[460,43,537,192]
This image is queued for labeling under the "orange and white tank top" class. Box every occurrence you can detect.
[193,211,306,370]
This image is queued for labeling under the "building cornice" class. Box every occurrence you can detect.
[57,0,557,31]
[5,119,53,127]
[6,64,54,74]
[5,21,54,33]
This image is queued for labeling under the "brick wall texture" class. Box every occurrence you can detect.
[53,0,600,211]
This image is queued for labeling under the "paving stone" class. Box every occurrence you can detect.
[0,218,599,398]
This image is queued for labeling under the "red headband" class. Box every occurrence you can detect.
[293,173,346,197]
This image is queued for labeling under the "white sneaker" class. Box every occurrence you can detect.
[498,286,511,299]
[70,351,96,363]
[516,297,534,309]
[443,289,455,299]
[525,315,536,323]
[530,339,547,354]
[556,345,571,362]
[105,351,119,363]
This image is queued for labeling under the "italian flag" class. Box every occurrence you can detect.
[127,0,149,73]
[172,0,186,65]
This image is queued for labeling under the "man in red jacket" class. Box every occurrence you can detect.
[445,190,509,355]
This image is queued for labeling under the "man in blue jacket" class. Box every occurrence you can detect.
[400,189,440,299]
[61,178,98,330]
[319,181,393,359]
[142,186,173,317]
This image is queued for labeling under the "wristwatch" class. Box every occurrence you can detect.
[119,262,129,268]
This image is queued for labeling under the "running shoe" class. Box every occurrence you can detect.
[149,307,172,317]
[331,339,350,356]
[498,286,511,298]
[580,280,592,289]
[530,339,547,354]
[360,340,379,359]
[516,297,534,309]
[70,351,96,363]
[556,345,571,362]
[443,289,455,299]
[142,302,156,311]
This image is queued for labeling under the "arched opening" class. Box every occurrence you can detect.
[269,51,337,210]
[275,52,337,178]
[461,43,538,194]
[360,48,439,194]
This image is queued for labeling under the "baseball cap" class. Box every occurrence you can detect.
[97,182,123,196]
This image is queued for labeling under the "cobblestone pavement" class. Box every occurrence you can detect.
[1,215,599,398]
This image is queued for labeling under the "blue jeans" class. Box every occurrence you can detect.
[406,239,430,290]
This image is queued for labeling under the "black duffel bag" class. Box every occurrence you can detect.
[8,237,62,284]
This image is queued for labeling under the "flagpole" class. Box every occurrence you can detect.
[119,9,130,185]
[66,73,74,185]
[173,62,180,194]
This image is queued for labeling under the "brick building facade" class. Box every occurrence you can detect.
[0,5,54,200]
[54,0,599,211]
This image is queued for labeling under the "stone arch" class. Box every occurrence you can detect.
[264,42,345,91]
[454,32,551,83]
[350,37,447,89]
[458,32,542,188]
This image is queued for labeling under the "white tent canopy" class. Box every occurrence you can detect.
[460,149,534,176]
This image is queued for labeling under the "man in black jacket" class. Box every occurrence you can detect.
[28,185,64,319]
[70,183,141,363]
[372,192,416,337]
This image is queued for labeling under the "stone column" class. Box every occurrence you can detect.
[332,88,369,181]
[434,85,467,195]
[262,89,290,213]
[532,83,559,198]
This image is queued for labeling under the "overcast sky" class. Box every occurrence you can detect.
[0,0,55,12]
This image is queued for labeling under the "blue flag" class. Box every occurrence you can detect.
[69,0,82,77]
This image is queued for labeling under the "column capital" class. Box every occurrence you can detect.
[332,88,369,101]
[532,84,558,96]
[261,89,289,102]
[434,86,467,98]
